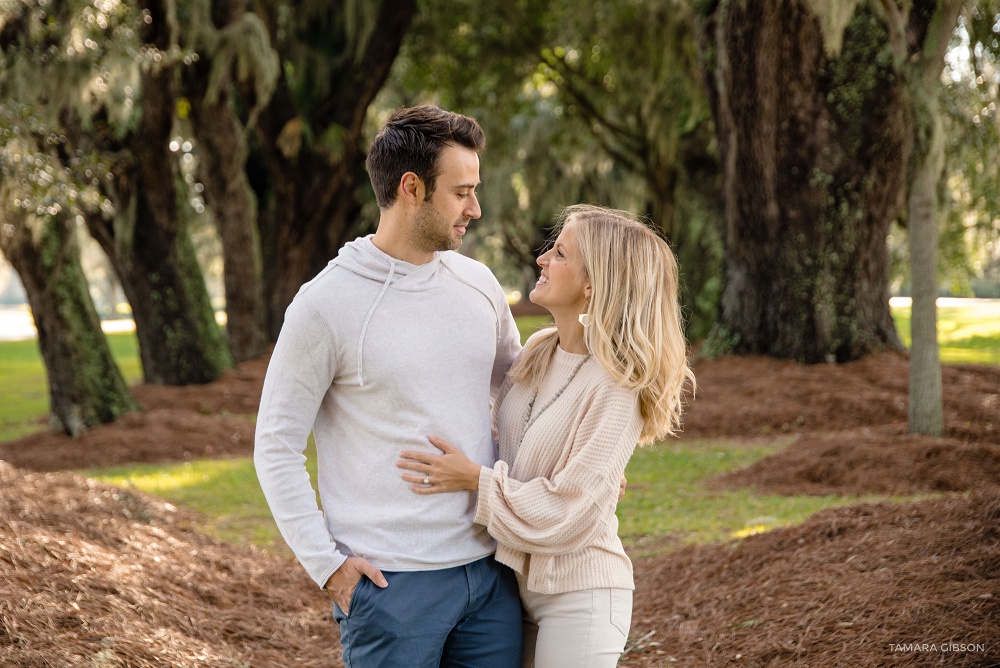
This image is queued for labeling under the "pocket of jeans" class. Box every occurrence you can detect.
[609,589,631,638]
[333,576,369,622]
[344,576,369,619]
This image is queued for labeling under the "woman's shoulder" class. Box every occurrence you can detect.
[523,328,555,349]
[579,357,640,405]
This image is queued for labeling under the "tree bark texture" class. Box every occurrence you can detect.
[185,0,269,363]
[252,0,416,339]
[907,137,943,435]
[902,0,964,435]
[87,0,233,385]
[0,208,137,435]
[700,1,909,362]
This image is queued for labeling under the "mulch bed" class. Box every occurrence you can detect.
[0,461,339,667]
[714,424,1000,496]
[1,348,998,666]
[623,491,1000,667]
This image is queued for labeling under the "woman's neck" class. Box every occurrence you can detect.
[553,314,588,354]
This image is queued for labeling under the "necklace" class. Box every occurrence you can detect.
[519,353,591,445]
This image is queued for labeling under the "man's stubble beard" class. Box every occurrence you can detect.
[413,201,463,253]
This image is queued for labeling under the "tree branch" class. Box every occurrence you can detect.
[543,53,647,156]
[878,0,907,67]
[918,0,964,84]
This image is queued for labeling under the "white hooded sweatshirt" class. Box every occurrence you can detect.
[254,235,521,588]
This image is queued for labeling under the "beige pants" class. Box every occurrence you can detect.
[518,577,632,668]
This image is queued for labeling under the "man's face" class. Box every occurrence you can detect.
[412,144,482,253]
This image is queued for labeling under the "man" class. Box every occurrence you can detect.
[254,106,523,667]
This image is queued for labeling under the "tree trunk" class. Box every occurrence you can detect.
[258,136,365,340]
[86,0,233,384]
[251,0,416,339]
[185,0,268,363]
[700,0,908,362]
[900,0,964,435]
[0,205,137,435]
[907,136,943,435]
[666,130,725,342]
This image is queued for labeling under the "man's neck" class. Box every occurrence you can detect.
[372,223,435,265]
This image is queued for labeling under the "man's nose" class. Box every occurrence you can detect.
[467,194,481,219]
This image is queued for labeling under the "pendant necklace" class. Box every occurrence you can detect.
[519,353,591,446]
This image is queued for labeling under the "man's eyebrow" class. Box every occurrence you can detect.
[453,182,479,190]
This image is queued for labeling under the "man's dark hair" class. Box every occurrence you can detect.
[365,105,485,210]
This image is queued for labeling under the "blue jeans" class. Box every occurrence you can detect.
[333,555,522,668]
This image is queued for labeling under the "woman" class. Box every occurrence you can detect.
[397,204,694,667]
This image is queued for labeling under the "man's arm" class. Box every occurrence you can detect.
[491,293,522,397]
[254,298,352,589]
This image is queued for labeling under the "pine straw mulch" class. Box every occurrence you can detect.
[684,351,1000,497]
[622,490,1000,667]
[0,348,998,666]
[0,355,269,472]
[0,460,340,667]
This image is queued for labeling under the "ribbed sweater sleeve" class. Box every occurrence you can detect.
[473,356,643,593]
[475,380,638,553]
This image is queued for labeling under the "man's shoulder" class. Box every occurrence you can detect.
[287,264,371,324]
[441,251,500,288]
[295,263,362,301]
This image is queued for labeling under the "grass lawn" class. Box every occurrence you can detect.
[78,436,922,557]
[617,438,918,555]
[79,454,308,554]
[3,306,994,555]
[0,332,141,441]
[891,298,1000,364]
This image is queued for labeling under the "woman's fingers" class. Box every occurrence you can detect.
[427,435,456,453]
[400,472,448,494]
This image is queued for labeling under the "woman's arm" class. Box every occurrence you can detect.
[398,382,639,555]
[476,382,642,555]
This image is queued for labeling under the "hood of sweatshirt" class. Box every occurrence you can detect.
[326,235,442,291]
[299,235,501,387]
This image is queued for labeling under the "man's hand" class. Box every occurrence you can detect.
[324,556,388,614]
[618,475,627,503]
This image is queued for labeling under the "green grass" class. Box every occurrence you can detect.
[892,299,1000,364]
[617,439,912,556]
[79,453,310,554]
[79,435,915,557]
[0,332,141,441]
[513,315,553,344]
[2,308,991,556]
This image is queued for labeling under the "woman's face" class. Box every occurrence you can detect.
[530,219,591,316]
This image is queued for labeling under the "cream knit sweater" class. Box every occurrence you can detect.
[475,342,643,595]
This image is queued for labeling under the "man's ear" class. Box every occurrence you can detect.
[399,172,425,206]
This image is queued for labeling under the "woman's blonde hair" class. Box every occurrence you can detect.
[509,204,695,443]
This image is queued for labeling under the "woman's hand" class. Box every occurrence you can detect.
[398,436,483,494]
